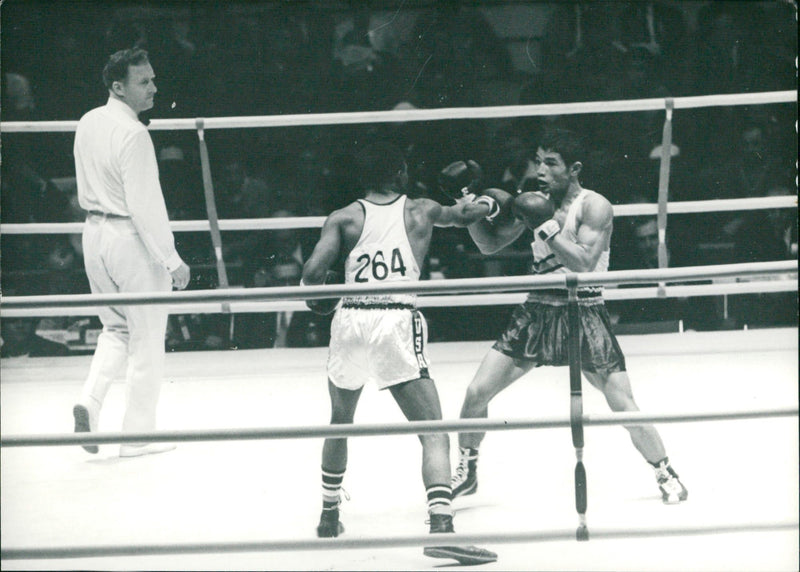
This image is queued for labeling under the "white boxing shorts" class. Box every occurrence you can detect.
[327,305,430,390]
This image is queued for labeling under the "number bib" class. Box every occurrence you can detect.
[343,196,420,306]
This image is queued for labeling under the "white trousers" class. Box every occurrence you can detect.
[80,216,171,432]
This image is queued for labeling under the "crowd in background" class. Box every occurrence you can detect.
[1,1,797,356]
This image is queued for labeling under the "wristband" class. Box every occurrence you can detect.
[474,195,500,221]
[535,219,560,241]
[454,190,477,206]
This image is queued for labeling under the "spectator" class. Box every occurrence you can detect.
[38,6,106,120]
[728,180,798,328]
[608,203,723,331]
[485,124,538,195]
[1,73,69,215]
[1,73,75,295]
[212,157,275,282]
[215,158,273,220]
[233,252,332,350]
[158,144,205,221]
[260,14,327,114]
[608,213,695,329]
[328,7,405,112]
[166,312,233,352]
[734,181,798,264]
[608,1,691,95]
[694,112,796,261]
[1,318,69,358]
[402,5,507,109]
[693,2,794,97]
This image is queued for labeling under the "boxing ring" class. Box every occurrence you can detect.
[1,90,798,570]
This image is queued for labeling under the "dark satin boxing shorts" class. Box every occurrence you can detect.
[493,293,627,375]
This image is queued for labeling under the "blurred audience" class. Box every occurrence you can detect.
[1,1,796,355]
[234,252,332,350]
[727,181,798,329]
[608,212,715,331]
[1,318,69,358]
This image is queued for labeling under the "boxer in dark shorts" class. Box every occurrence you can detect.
[494,290,626,375]
[450,128,687,505]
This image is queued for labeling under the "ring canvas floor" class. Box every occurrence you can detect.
[2,328,797,571]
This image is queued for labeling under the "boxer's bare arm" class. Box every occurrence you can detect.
[549,193,612,272]
[468,218,527,255]
[415,197,493,228]
[303,211,345,285]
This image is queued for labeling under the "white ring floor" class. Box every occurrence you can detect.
[2,328,798,571]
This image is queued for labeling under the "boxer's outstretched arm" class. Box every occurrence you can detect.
[468,218,527,255]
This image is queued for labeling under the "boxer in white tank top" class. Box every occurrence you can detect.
[301,141,498,565]
[330,194,426,391]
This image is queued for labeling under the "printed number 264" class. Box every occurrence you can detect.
[354,248,407,282]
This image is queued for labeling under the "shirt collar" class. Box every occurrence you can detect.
[105,96,139,121]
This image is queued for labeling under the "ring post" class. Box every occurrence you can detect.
[195,118,234,339]
[655,97,674,298]
[195,118,232,313]
[567,274,588,541]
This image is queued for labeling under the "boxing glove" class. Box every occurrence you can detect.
[438,160,483,202]
[512,191,556,232]
[478,188,515,225]
[303,270,343,315]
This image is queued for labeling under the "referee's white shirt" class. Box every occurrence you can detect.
[74,96,183,272]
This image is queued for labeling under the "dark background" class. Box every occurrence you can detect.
[1,0,797,356]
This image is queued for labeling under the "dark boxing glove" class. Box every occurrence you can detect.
[303,270,343,315]
[438,160,483,202]
[512,191,558,239]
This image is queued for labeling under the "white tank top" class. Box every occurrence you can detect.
[530,189,609,297]
[343,195,420,307]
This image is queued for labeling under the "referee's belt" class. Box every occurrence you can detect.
[340,301,416,310]
[86,210,131,220]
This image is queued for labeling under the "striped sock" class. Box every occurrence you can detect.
[321,466,345,509]
[426,484,453,516]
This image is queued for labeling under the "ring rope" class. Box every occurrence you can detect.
[2,521,797,561]
[2,90,794,133]
[2,261,795,311]
[1,196,795,235]
[2,279,795,318]
[3,407,796,449]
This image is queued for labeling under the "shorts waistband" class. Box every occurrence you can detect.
[86,210,130,220]
[532,288,603,299]
[340,301,416,310]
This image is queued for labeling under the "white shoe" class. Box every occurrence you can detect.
[654,463,688,504]
[73,403,99,454]
[119,443,176,458]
